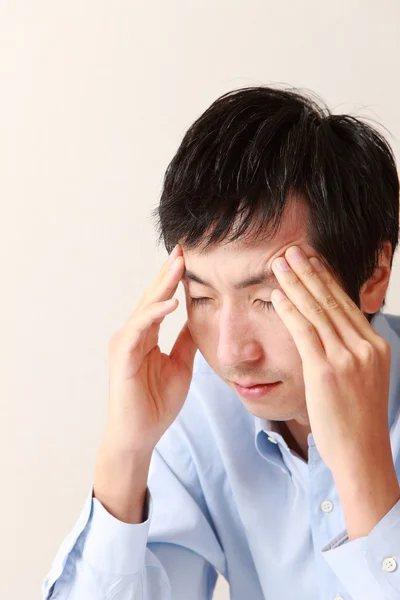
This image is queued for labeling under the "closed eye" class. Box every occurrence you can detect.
[257,300,275,311]
[190,297,275,311]
[190,297,212,307]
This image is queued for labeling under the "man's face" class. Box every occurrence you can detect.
[181,200,318,423]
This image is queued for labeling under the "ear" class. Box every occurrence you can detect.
[360,241,392,314]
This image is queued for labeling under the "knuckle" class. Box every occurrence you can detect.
[287,274,301,287]
[378,338,391,357]
[336,350,356,370]
[342,296,358,312]
[321,365,336,382]
[307,301,325,315]
[358,339,388,366]
[319,294,339,311]
[303,265,317,279]
[373,334,389,352]
[357,339,375,361]
[299,320,315,336]
[321,273,335,286]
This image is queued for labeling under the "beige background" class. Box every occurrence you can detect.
[3,1,400,598]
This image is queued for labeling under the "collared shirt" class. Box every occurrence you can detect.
[43,310,400,600]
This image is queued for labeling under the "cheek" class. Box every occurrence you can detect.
[268,318,294,345]
[187,313,217,350]
[255,318,301,367]
[270,325,302,368]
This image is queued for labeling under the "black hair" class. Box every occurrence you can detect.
[152,85,399,322]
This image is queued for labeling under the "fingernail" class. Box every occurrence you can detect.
[276,258,290,271]
[310,257,323,272]
[287,246,304,262]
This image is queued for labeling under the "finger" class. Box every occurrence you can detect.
[126,298,178,348]
[144,244,181,293]
[134,254,184,315]
[164,244,181,270]
[270,289,327,367]
[169,321,198,373]
[308,256,379,345]
[159,244,180,272]
[146,256,185,306]
[281,247,373,352]
[272,256,346,358]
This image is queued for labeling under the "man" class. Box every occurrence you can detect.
[43,86,400,600]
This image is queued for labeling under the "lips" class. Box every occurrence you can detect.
[233,381,278,388]
[233,381,281,399]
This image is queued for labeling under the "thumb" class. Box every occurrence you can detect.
[169,321,198,373]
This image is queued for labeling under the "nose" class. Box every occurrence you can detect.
[216,309,263,367]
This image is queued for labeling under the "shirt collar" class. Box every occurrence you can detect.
[254,309,400,455]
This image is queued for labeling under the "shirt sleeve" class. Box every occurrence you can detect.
[321,496,400,600]
[42,430,226,600]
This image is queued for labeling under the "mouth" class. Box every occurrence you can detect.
[232,380,279,388]
[232,380,282,399]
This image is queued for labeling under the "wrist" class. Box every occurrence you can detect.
[333,454,400,540]
[100,422,156,461]
[93,447,152,524]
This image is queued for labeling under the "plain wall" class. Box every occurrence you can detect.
[4,1,400,598]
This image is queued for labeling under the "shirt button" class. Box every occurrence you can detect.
[267,435,278,444]
[382,557,397,572]
[320,500,334,513]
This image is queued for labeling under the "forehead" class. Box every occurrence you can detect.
[182,198,314,285]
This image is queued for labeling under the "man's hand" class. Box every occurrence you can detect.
[270,245,400,539]
[104,243,197,457]
[94,244,197,523]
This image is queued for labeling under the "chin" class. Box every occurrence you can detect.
[243,400,306,422]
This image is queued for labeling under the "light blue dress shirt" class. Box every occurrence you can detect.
[43,310,400,600]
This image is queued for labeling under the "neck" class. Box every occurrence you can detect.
[278,419,311,462]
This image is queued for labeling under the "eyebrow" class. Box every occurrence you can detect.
[182,268,279,290]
